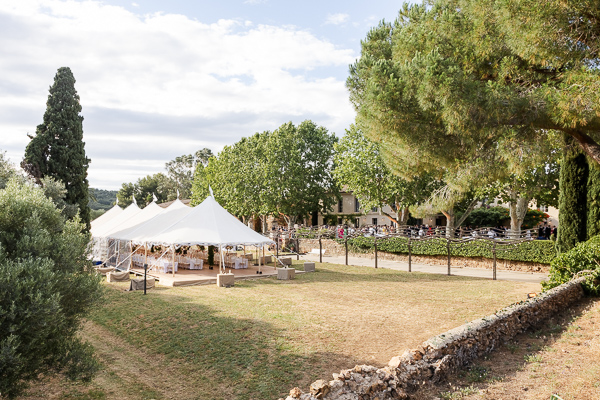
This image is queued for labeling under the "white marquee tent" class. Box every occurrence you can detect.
[91,202,141,239]
[147,195,273,248]
[104,195,274,274]
[108,199,192,244]
[90,204,123,231]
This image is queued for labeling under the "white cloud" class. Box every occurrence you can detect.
[0,0,357,189]
[325,13,350,25]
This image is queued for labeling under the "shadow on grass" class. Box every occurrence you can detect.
[91,285,367,400]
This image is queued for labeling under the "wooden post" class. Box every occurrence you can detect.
[319,236,323,263]
[276,234,279,257]
[143,263,148,295]
[374,236,378,269]
[296,238,300,260]
[493,241,497,280]
[446,238,451,275]
[345,235,348,266]
[408,237,412,272]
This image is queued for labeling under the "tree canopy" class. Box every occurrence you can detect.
[22,67,91,229]
[333,125,437,224]
[192,121,339,229]
[117,148,213,207]
[347,0,600,184]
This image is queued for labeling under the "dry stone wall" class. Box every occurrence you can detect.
[280,277,586,400]
[299,239,549,273]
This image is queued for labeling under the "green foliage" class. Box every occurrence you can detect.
[190,163,210,206]
[333,125,437,224]
[21,67,91,229]
[116,173,169,208]
[542,235,600,295]
[522,209,550,229]
[341,236,557,265]
[347,1,600,189]
[0,151,18,189]
[207,245,215,266]
[463,207,510,227]
[88,188,117,211]
[557,137,589,253]
[0,178,103,398]
[118,148,213,208]
[587,161,600,239]
[197,120,339,228]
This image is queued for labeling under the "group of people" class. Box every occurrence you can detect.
[537,224,557,240]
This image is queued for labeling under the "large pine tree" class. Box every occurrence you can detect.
[556,135,589,253]
[22,67,91,228]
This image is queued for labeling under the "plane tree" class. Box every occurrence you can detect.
[333,125,438,225]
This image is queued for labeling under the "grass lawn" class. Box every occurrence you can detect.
[22,260,540,400]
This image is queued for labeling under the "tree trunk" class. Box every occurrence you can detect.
[455,198,478,228]
[400,206,409,225]
[509,196,530,238]
[441,209,455,238]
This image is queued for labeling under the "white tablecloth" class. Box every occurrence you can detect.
[162,261,178,273]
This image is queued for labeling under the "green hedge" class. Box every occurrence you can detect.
[337,236,557,265]
[542,235,600,294]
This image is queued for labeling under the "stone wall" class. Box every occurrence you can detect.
[299,238,549,273]
[280,277,586,400]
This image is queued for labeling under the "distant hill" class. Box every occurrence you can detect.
[89,188,117,211]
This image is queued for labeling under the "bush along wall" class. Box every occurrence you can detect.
[543,235,600,294]
[339,236,557,265]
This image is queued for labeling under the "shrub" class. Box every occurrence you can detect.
[0,178,102,398]
[339,236,557,264]
[542,235,600,294]
[462,206,510,227]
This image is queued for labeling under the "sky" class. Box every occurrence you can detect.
[0,0,406,190]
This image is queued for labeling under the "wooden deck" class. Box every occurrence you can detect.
[130,264,285,287]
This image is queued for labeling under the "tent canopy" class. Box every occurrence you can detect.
[105,201,164,241]
[131,196,274,247]
[109,199,193,244]
[91,203,141,238]
[90,204,123,231]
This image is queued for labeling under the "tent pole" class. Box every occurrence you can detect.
[128,241,133,271]
[116,240,120,269]
[144,243,148,269]
[220,245,224,273]
[172,245,175,276]
[259,245,261,274]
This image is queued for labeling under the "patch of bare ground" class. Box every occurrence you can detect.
[424,297,600,400]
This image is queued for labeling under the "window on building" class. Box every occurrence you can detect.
[371,206,378,212]
[355,218,360,227]
[338,199,343,213]
[354,198,360,213]
[372,217,378,225]
[538,205,549,212]
[337,217,342,225]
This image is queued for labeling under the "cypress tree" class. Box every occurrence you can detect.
[22,67,91,229]
[587,159,600,239]
[556,135,588,253]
